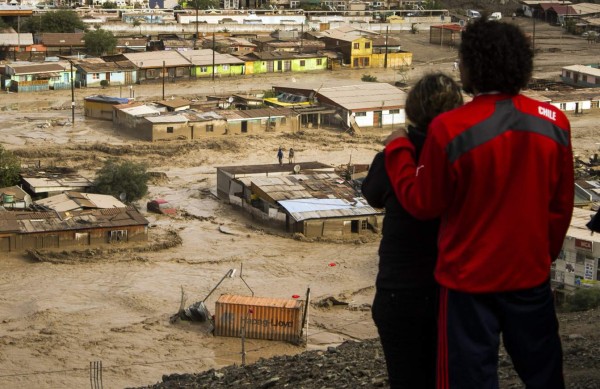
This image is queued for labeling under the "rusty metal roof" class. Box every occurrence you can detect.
[217,294,303,309]
[251,173,362,203]
[9,63,65,74]
[0,206,148,234]
[38,33,85,47]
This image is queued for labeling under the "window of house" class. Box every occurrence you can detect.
[200,66,208,73]
[109,230,127,242]
[92,73,100,80]
[353,43,360,49]
[559,103,566,110]
[222,65,229,71]
[361,220,367,230]
[206,124,214,132]
[167,126,174,133]
[300,60,305,67]
[365,58,370,66]
[389,109,400,114]
[146,69,158,78]
[316,58,322,65]
[355,112,367,117]
[365,42,371,49]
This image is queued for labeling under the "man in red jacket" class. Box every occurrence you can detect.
[385,19,573,389]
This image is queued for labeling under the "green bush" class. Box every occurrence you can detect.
[565,287,600,312]
[100,79,110,88]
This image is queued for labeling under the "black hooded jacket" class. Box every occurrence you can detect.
[361,128,439,289]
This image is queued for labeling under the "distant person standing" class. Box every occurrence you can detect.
[362,73,463,389]
[277,147,283,166]
[288,147,295,164]
[385,19,573,389]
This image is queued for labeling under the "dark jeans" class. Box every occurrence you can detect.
[440,280,564,389]
[372,287,438,389]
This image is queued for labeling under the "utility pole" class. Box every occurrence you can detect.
[532,10,536,53]
[194,0,199,49]
[384,26,389,69]
[212,32,216,81]
[70,61,75,126]
[162,61,165,100]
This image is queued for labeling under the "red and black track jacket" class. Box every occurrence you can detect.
[385,93,574,293]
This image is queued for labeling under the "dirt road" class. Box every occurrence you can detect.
[0,18,598,389]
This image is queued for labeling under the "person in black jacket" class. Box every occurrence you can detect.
[362,73,463,389]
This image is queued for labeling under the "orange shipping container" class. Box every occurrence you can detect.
[214,294,304,344]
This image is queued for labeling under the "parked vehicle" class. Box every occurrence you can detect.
[466,9,481,19]
[147,199,177,215]
[490,12,502,20]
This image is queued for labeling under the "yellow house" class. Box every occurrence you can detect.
[318,26,412,69]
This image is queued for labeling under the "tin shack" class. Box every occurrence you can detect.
[214,294,304,344]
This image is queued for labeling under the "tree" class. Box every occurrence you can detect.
[93,159,149,203]
[102,1,117,8]
[0,145,21,188]
[36,10,86,33]
[184,0,218,48]
[84,29,117,56]
[132,19,142,35]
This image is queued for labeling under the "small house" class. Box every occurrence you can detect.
[0,206,149,252]
[84,95,132,120]
[561,64,600,88]
[216,162,382,238]
[3,62,70,92]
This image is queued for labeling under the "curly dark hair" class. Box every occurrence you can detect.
[405,72,463,131]
[459,19,533,95]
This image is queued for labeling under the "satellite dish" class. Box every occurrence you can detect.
[293,165,301,174]
[227,97,234,103]
[119,192,126,202]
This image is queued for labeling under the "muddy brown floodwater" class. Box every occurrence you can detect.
[0,17,599,389]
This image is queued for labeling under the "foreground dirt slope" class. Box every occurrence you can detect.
[136,309,600,389]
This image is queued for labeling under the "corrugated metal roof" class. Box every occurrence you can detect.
[117,104,161,116]
[144,114,188,123]
[178,49,245,66]
[249,51,325,60]
[35,192,126,212]
[38,32,85,46]
[0,33,33,46]
[156,98,191,109]
[279,197,378,221]
[122,50,190,68]
[9,63,65,74]
[562,65,600,78]
[217,294,303,309]
[0,206,148,233]
[318,82,407,111]
[21,175,93,192]
[251,172,365,203]
[84,95,130,104]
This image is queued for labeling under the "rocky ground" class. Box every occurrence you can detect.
[137,308,600,389]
